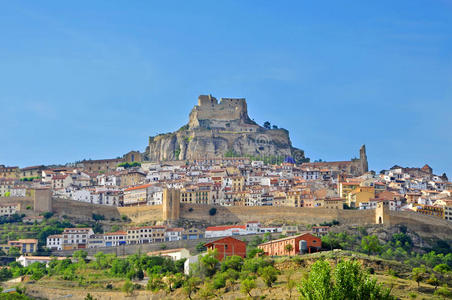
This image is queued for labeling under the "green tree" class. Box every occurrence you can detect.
[411,266,426,290]
[435,285,452,298]
[258,265,279,287]
[183,276,201,300]
[361,235,381,255]
[196,242,207,253]
[73,250,88,261]
[298,260,332,300]
[263,121,271,129]
[122,279,134,295]
[286,269,296,299]
[220,255,243,272]
[426,274,439,291]
[240,277,256,298]
[8,247,21,258]
[198,282,215,300]
[208,207,217,216]
[433,263,451,274]
[298,260,395,300]
[285,243,294,255]
[84,293,97,300]
[200,249,220,277]
[146,274,165,292]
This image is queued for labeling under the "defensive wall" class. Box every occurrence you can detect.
[388,210,452,240]
[178,204,376,226]
[0,196,33,208]
[49,198,452,238]
[52,198,121,221]
[118,205,164,223]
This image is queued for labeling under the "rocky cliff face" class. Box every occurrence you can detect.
[144,95,307,163]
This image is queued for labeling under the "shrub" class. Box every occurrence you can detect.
[200,249,220,277]
[242,257,272,274]
[122,279,134,295]
[240,277,256,297]
[213,272,227,289]
[258,265,279,287]
[433,263,451,274]
[183,276,201,300]
[196,242,207,253]
[221,255,243,272]
[435,285,452,298]
[208,208,217,216]
[146,274,165,292]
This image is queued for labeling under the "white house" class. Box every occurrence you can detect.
[147,248,190,261]
[204,225,248,238]
[16,255,66,267]
[165,228,183,242]
[0,204,20,217]
[46,234,63,251]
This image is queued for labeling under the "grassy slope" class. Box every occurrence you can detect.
[7,251,452,300]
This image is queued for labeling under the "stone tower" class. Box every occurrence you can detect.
[375,201,390,225]
[33,188,52,213]
[162,188,180,222]
[360,145,368,174]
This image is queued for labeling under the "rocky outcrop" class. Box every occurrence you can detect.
[144,95,307,163]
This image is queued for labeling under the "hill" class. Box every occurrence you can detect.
[144,95,307,163]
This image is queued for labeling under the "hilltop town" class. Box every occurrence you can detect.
[1,95,451,299]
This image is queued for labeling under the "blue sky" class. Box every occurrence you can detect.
[1,1,451,175]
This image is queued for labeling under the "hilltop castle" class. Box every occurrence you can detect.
[144,95,306,163]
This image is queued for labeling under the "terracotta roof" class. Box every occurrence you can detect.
[124,184,152,192]
[258,232,313,246]
[104,231,127,236]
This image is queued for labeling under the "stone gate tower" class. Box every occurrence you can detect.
[162,188,180,222]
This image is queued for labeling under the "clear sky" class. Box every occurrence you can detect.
[1,1,451,175]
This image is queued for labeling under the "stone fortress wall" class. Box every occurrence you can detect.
[189,95,250,129]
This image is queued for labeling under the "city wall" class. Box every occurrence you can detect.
[52,198,121,221]
[179,204,376,226]
[388,210,452,240]
[118,205,164,223]
[0,197,34,208]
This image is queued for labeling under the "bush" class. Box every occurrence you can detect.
[92,213,105,221]
[242,257,272,274]
[221,255,243,272]
[240,277,256,297]
[146,274,165,292]
[435,285,452,298]
[122,279,134,295]
[208,207,217,216]
[433,263,451,274]
[196,242,206,253]
[258,265,279,287]
[213,272,227,289]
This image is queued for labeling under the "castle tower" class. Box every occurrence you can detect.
[33,188,52,213]
[375,201,390,225]
[359,145,368,174]
[162,188,180,222]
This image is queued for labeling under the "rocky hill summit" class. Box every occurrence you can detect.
[144,95,307,162]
